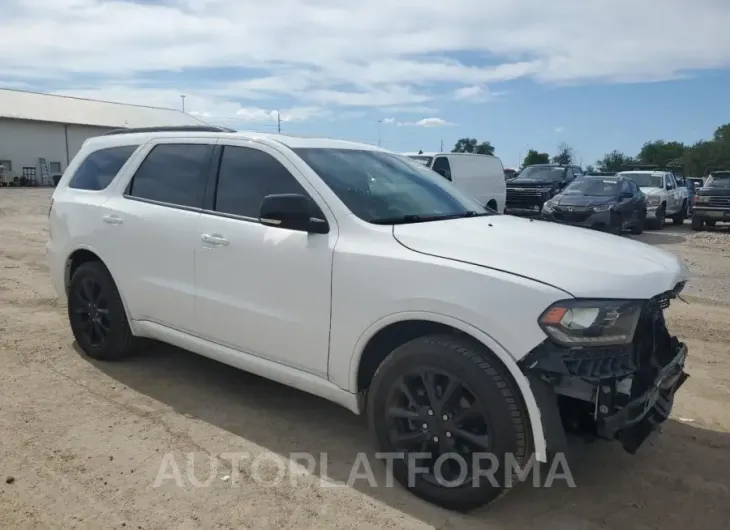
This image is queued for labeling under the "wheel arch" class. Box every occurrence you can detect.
[350,311,549,462]
[65,246,137,332]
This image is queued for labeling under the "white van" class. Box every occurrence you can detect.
[403,152,506,212]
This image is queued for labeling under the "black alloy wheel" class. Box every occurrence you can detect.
[385,369,490,486]
[68,261,138,360]
[367,334,532,511]
[71,276,111,347]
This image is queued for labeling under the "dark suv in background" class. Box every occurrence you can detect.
[505,164,583,216]
[691,170,730,230]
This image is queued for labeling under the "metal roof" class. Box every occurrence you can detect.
[0,88,208,129]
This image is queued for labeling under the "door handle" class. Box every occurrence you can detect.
[201,233,229,246]
[102,215,123,225]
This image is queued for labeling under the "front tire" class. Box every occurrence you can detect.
[367,334,532,511]
[650,205,665,230]
[691,216,704,231]
[672,201,687,225]
[630,210,646,235]
[68,261,138,360]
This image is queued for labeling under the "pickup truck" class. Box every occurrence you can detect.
[504,164,583,216]
[691,170,730,230]
[615,171,690,229]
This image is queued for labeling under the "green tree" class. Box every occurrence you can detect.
[522,149,550,166]
[637,140,686,167]
[552,143,574,165]
[452,138,495,155]
[598,150,636,172]
[585,164,595,173]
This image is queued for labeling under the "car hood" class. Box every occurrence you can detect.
[555,194,614,207]
[392,216,689,299]
[640,187,663,196]
[507,178,556,187]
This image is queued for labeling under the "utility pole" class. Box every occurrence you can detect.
[180,95,186,113]
[377,120,383,146]
[440,139,444,152]
[277,112,281,133]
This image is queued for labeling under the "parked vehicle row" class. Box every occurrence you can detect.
[504,164,584,216]
[48,126,690,512]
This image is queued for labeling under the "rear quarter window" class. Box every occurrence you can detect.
[68,145,139,191]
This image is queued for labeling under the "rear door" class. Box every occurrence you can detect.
[98,139,215,333]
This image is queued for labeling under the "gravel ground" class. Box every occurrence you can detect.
[1,188,729,529]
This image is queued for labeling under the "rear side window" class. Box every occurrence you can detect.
[214,146,309,218]
[68,145,139,191]
[126,144,214,209]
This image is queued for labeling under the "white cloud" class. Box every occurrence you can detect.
[1,0,729,118]
[452,85,504,102]
[555,126,565,133]
[381,116,453,127]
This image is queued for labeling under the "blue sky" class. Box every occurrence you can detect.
[1,0,729,168]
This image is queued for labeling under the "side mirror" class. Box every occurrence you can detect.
[259,193,329,234]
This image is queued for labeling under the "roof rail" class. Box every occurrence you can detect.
[103,125,237,136]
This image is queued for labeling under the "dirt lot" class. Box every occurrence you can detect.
[1,188,729,529]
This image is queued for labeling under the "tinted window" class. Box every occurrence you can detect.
[294,148,489,224]
[620,172,663,188]
[432,156,452,180]
[127,144,213,208]
[69,145,139,191]
[214,146,309,218]
[627,179,639,194]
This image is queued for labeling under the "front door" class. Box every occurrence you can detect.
[193,142,336,377]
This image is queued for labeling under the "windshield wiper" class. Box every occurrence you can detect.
[371,211,488,225]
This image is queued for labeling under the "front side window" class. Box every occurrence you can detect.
[69,145,139,191]
[294,148,489,224]
[126,144,213,208]
[431,156,452,180]
[214,146,310,218]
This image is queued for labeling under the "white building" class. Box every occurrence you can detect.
[0,88,207,184]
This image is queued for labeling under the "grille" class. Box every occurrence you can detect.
[707,196,730,208]
[506,187,550,208]
[553,209,591,223]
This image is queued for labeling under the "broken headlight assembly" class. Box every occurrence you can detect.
[538,299,643,347]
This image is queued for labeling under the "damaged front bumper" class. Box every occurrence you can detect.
[520,285,689,455]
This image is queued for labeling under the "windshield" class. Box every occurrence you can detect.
[295,148,490,224]
[562,178,618,197]
[517,165,565,181]
[621,172,663,188]
[706,172,730,188]
[406,155,433,167]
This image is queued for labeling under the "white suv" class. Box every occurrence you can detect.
[616,171,690,228]
[47,126,690,511]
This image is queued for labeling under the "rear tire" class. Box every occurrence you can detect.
[691,216,704,231]
[68,261,138,360]
[367,334,532,511]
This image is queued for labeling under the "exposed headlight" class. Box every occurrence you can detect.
[646,195,661,206]
[593,204,612,212]
[538,299,643,347]
[542,200,556,212]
